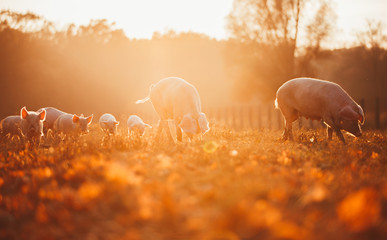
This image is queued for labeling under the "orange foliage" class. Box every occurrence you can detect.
[0,127,386,239]
[337,187,381,232]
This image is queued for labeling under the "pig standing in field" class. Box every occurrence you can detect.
[136,77,210,142]
[275,78,365,143]
[127,115,151,136]
[38,107,66,134]
[0,106,46,143]
[53,113,93,135]
[99,113,119,135]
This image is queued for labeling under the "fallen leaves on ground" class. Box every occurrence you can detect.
[0,126,386,240]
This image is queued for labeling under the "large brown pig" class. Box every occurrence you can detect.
[275,78,364,143]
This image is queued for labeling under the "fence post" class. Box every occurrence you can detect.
[248,105,254,129]
[375,97,380,129]
[239,106,244,130]
[230,106,236,129]
[257,105,262,129]
[267,104,272,130]
[277,110,283,130]
[359,98,365,113]
[223,106,228,126]
[217,107,222,124]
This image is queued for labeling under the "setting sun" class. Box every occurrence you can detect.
[1,0,386,43]
[0,0,235,39]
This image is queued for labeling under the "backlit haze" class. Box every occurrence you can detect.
[1,0,386,45]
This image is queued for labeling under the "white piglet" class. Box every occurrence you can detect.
[99,113,119,135]
[0,106,46,143]
[275,78,365,143]
[54,113,93,135]
[127,115,151,136]
[136,77,210,142]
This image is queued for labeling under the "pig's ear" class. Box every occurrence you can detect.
[87,115,93,124]
[179,115,196,134]
[39,109,46,121]
[339,106,359,121]
[359,115,365,125]
[145,123,152,128]
[73,114,80,123]
[20,106,28,119]
[358,106,365,125]
[114,121,119,125]
[198,112,210,134]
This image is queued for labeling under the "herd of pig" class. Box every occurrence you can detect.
[0,76,365,145]
[0,105,152,144]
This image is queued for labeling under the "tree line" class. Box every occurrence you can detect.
[0,5,386,121]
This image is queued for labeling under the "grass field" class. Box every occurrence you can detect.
[0,124,386,240]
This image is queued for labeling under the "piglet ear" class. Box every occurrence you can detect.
[114,121,120,125]
[145,123,152,128]
[39,109,46,121]
[87,114,93,124]
[339,106,359,121]
[20,106,28,119]
[73,114,80,123]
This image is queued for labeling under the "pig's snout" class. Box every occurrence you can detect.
[186,132,194,139]
[28,127,38,135]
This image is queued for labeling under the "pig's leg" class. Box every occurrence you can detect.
[324,118,345,143]
[175,122,183,142]
[334,129,346,143]
[165,121,174,142]
[327,126,333,140]
[281,107,297,141]
[155,119,165,141]
[282,128,289,140]
[280,116,289,140]
[286,121,294,141]
[282,119,294,141]
[157,120,174,142]
[284,114,297,141]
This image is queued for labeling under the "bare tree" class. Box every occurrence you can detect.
[357,20,386,98]
[226,0,336,100]
[305,0,336,53]
[0,10,45,32]
[357,20,387,49]
[299,0,336,76]
[357,20,387,128]
[227,0,303,78]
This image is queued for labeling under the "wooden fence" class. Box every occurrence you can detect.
[129,97,385,130]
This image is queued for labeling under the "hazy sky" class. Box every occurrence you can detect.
[0,0,386,45]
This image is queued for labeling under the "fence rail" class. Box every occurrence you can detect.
[203,97,385,130]
[131,97,385,130]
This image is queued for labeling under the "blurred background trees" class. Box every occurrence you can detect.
[0,7,386,126]
[226,0,336,100]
